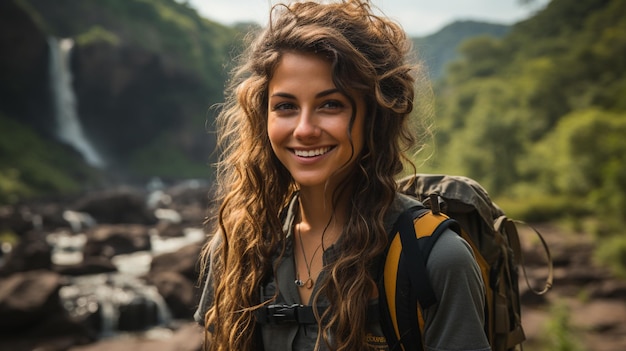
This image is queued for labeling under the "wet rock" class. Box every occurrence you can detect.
[117,295,161,331]
[0,270,64,331]
[54,256,117,276]
[148,271,198,319]
[84,224,151,259]
[155,221,186,238]
[147,244,202,319]
[0,230,52,276]
[150,243,201,281]
[73,188,157,225]
[0,205,37,236]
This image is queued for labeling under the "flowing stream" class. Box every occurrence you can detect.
[52,225,204,337]
[47,185,205,338]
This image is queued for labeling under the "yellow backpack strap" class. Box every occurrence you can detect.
[380,206,459,351]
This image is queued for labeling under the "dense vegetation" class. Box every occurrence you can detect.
[0,114,103,204]
[416,0,626,275]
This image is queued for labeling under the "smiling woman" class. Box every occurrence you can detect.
[194,1,489,351]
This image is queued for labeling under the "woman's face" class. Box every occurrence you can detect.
[267,52,365,191]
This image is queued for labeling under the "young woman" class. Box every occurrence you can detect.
[194,1,490,350]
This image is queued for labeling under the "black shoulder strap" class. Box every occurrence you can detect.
[380,206,459,351]
[395,207,438,308]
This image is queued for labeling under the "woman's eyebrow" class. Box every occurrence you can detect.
[269,88,341,100]
[316,88,340,98]
[269,92,295,99]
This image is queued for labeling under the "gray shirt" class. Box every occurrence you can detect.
[195,193,491,351]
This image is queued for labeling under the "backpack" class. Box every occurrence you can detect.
[379,173,554,351]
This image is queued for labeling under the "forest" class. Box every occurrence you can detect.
[418,0,626,279]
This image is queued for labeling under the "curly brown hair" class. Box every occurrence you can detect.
[199,1,431,350]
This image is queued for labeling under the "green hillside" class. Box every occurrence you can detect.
[414,20,510,80]
[416,0,626,276]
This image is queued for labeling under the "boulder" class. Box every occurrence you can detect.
[0,270,64,331]
[73,188,157,225]
[148,271,198,319]
[54,256,117,276]
[0,230,52,276]
[84,224,151,259]
[150,244,201,281]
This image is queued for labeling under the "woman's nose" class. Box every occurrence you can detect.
[293,110,320,139]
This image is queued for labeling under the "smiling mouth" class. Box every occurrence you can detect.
[293,146,333,158]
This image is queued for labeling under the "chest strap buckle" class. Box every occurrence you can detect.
[257,304,319,325]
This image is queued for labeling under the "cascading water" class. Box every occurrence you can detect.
[59,273,172,337]
[48,37,106,168]
[50,207,204,338]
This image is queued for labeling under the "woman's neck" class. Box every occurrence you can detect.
[297,185,349,238]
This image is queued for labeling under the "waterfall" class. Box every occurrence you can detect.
[48,37,106,168]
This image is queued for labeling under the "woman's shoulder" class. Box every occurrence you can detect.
[427,228,476,269]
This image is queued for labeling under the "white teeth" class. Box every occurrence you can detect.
[294,147,331,157]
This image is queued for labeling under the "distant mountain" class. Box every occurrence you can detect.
[412,20,510,80]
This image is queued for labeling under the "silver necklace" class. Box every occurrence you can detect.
[294,224,323,289]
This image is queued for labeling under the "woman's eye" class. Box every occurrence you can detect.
[321,100,344,110]
[272,102,296,111]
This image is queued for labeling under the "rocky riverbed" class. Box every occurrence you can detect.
[0,182,624,351]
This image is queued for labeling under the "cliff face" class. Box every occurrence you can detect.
[0,0,55,137]
[71,39,207,168]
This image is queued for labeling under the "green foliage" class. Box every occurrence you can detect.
[0,114,100,204]
[426,0,626,232]
[523,109,626,224]
[75,25,120,46]
[540,302,586,351]
[594,234,626,279]
[0,231,19,246]
[447,36,506,81]
[426,76,537,194]
[495,194,586,224]
[0,168,33,205]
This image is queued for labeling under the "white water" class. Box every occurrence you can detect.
[48,37,106,168]
[49,203,204,336]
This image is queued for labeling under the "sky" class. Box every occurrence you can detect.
[186,0,550,37]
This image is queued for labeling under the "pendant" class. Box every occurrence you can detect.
[294,277,314,289]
